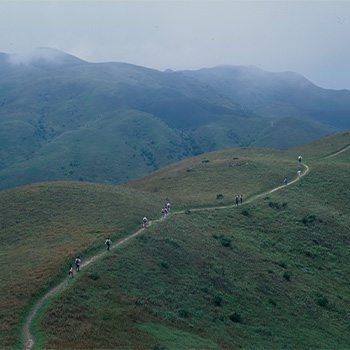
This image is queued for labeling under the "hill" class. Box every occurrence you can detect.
[1,131,350,349]
[35,132,350,349]
[0,49,340,191]
[181,65,350,130]
[0,182,167,349]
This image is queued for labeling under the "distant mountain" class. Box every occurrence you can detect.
[180,65,350,130]
[0,49,342,190]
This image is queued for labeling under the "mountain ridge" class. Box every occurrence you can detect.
[0,48,347,191]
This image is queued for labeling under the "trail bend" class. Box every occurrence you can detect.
[22,144,349,349]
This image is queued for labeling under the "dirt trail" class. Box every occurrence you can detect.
[22,145,349,349]
[324,144,350,159]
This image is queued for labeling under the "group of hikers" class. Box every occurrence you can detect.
[235,195,243,205]
[68,256,81,278]
[284,155,303,185]
[69,154,305,278]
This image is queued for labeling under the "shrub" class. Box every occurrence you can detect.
[220,237,232,247]
[268,298,277,306]
[283,271,291,281]
[269,202,280,210]
[216,193,224,200]
[89,272,99,281]
[213,295,223,306]
[241,209,249,217]
[178,308,189,318]
[278,261,287,268]
[317,296,329,308]
[185,209,191,215]
[302,215,317,225]
[230,312,242,323]
[158,260,169,269]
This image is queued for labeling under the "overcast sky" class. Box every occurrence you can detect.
[1,0,349,90]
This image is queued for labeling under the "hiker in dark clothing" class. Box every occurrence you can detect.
[235,195,239,205]
[105,237,112,251]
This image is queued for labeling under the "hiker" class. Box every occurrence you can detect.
[105,237,112,251]
[298,155,302,163]
[167,202,171,211]
[235,195,239,205]
[297,170,301,177]
[164,206,168,216]
[75,256,81,272]
[240,195,243,204]
[284,177,288,185]
[143,215,148,228]
[69,264,74,278]
[161,207,165,218]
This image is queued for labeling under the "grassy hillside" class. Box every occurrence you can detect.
[0,182,167,349]
[32,133,350,349]
[124,147,300,208]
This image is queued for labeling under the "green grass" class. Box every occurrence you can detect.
[2,131,350,349]
[124,147,299,208]
[0,181,166,349]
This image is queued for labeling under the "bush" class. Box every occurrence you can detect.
[268,298,277,306]
[283,271,291,281]
[302,215,317,225]
[216,193,224,200]
[269,202,280,210]
[241,209,249,217]
[317,296,329,308]
[185,209,191,215]
[213,295,223,306]
[230,312,242,323]
[89,272,99,281]
[220,237,232,247]
[278,261,287,268]
[158,260,169,269]
[178,308,189,318]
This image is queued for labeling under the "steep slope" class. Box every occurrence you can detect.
[7,131,349,349]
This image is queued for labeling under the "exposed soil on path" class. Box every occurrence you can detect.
[23,146,349,349]
[324,144,350,159]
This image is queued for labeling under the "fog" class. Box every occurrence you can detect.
[1,1,349,90]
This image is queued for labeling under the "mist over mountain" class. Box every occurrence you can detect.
[0,48,347,190]
[181,65,350,130]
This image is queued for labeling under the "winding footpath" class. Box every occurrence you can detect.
[22,154,334,349]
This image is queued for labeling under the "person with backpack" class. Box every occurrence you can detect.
[105,237,112,251]
[284,177,288,185]
[75,256,81,272]
[143,215,148,228]
[240,195,243,204]
[235,195,239,205]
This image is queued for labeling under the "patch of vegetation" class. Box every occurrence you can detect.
[229,312,242,323]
